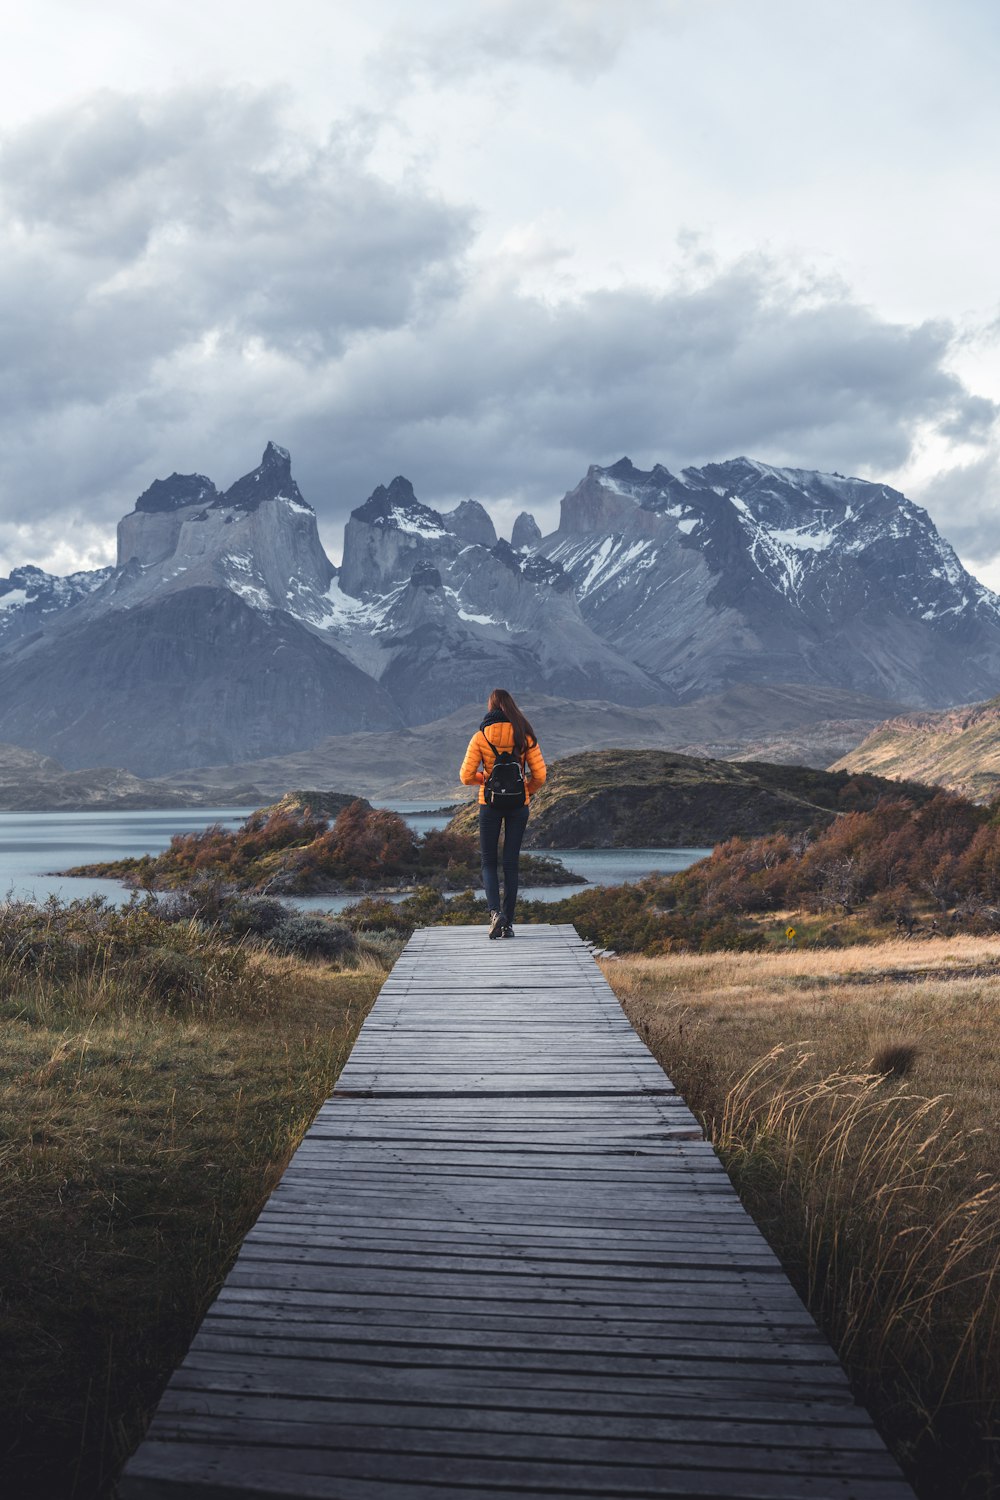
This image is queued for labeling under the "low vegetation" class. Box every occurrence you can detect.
[0,891,393,1499]
[68,793,578,896]
[605,941,1000,1500]
[428,788,1000,956]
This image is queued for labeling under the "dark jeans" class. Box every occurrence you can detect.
[478,803,530,923]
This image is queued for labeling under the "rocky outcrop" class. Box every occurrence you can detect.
[135,472,218,513]
[511,511,542,551]
[441,499,497,548]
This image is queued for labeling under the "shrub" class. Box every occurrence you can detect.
[268,914,357,961]
[153,880,232,925]
[221,895,290,938]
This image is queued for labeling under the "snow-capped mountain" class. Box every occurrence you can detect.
[0,445,401,773]
[325,477,666,719]
[1,443,998,776]
[539,456,1000,705]
[0,445,663,773]
[0,563,114,650]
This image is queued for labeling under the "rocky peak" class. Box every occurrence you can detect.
[135,472,219,514]
[111,443,335,620]
[352,476,445,532]
[511,511,542,551]
[441,499,497,548]
[216,441,309,513]
[340,476,455,597]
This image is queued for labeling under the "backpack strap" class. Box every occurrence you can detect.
[481,730,526,768]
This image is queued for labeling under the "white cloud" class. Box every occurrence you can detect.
[375,0,674,85]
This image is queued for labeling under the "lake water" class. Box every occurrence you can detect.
[0,807,711,912]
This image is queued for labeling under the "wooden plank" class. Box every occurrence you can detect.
[120,924,914,1500]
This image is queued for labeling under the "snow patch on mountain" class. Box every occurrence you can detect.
[0,563,116,651]
[386,508,448,540]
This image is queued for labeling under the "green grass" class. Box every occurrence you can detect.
[0,895,387,1498]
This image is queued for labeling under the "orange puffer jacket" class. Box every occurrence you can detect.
[459,720,547,806]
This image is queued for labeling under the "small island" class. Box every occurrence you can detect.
[66,790,582,895]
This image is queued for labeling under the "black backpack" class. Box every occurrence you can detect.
[483,738,527,810]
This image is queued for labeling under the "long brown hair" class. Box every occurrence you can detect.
[487,688,536,756]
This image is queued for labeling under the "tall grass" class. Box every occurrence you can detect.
[606,941,1000,1500]
[717,1048,1000,1495]
[0,894,388,1499]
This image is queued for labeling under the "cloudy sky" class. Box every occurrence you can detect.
[1,0,999,581]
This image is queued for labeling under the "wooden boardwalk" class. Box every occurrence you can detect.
[121,924,914,1499]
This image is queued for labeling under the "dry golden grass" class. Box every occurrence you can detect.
[0,913,385,1500]
[603,938,1000,1500]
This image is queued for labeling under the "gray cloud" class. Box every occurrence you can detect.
[0,87,469,408]
[917,449,1000,568]
[0,84,996,575]
[283,259,997,527]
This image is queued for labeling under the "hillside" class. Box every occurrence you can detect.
[446,749,940,848]
[0,742,259,811]
[162,685,902,805]
[833,696,1000,801]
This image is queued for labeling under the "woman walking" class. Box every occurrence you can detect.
[459,688,547,939]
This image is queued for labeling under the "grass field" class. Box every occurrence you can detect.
[603,937,1000,1500]
[0,897,389,1499]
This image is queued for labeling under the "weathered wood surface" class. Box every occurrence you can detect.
[120,923,914,1498]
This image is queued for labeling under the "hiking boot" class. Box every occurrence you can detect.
[488,911,504,939]
[502,922,515,938]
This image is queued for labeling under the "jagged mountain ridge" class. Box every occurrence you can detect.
[0,563,115,650]
[329,477,665,718]
[540,456,1000,704]
[0,443,995,776]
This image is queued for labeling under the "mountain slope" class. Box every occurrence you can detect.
[832,697,1000,801]
[329,478,669,712]
[0,588,400,777]
[0,563,114,651]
